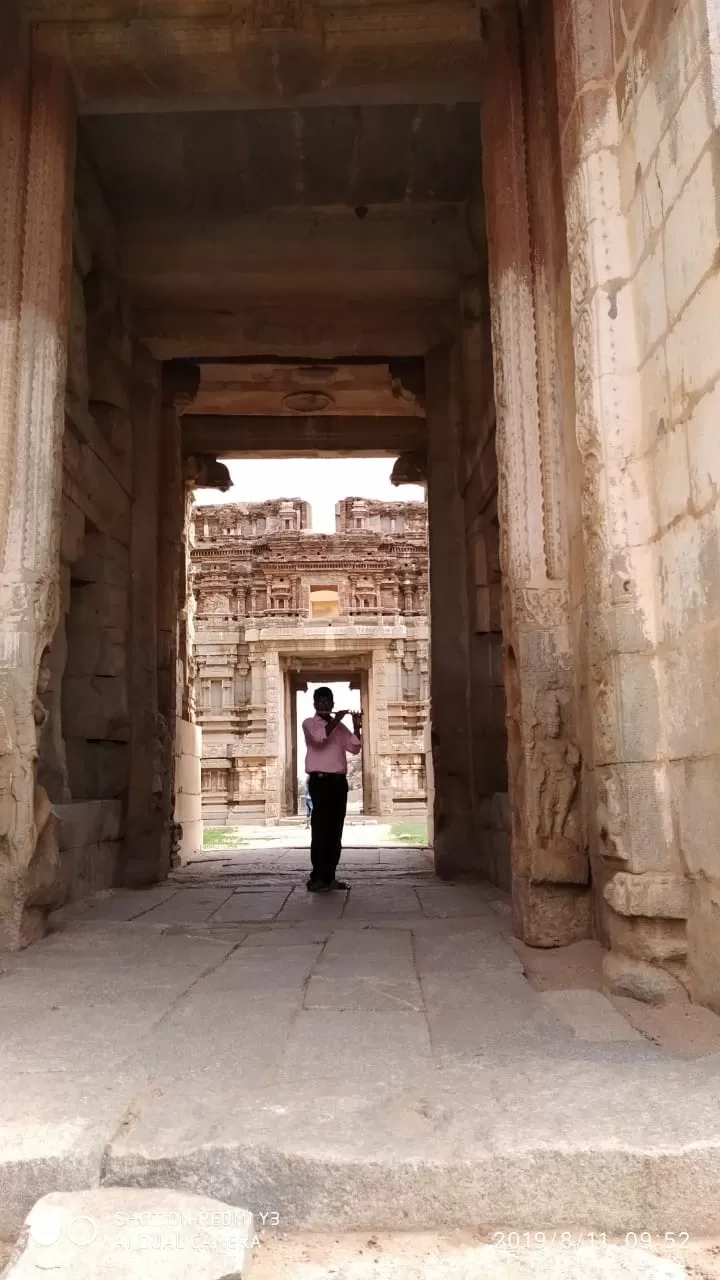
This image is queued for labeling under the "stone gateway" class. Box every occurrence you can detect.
[0,0,719,1015]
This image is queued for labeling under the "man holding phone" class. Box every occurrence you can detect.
[302,686,362,892]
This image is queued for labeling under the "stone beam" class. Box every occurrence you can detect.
[182,415,426,457]
[136,299,458,361]
[191,362,424,418]
[27,2,485,113]
[120,208,474,303]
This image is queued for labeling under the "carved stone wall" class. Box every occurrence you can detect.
[192,498,429,823]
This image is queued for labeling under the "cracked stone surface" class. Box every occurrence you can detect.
[1,845,720,1244]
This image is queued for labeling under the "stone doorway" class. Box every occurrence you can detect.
[6,0,720,1014]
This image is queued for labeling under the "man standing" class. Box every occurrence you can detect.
[302,687,362,892]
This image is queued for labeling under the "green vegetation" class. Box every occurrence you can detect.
[202,827,248,849]
[389,820,428,845]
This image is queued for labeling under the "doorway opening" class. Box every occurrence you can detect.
[191,449,431,846]
[296,681,364,819]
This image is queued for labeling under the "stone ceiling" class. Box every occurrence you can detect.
[27,0,489,446]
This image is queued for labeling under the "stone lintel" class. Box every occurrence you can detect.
[136,298,458,361]
[183,415,427,458]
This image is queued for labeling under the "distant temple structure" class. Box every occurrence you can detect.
[191,498,429,823]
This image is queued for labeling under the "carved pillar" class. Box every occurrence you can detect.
[482,4,589,944]
[425,343,474,873]
[0,51,76,946]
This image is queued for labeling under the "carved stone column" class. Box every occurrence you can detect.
[0,51,76,946]
[425,343,474,874]
[481,4,589,944]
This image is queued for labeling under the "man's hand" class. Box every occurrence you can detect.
[320,710,349,734]
[351,712,363,735]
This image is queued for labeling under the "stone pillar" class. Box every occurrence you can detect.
[425,343,474,873]
[125,344,165,882]
[0,51,76,946]
[143,359,199,883]
[481,4,589,944]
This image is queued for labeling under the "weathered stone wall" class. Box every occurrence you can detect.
[608,0,720,1006]
[550,0,720,1005]
[38,142,180,906]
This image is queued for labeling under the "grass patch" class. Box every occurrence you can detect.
[202,827,248,849]
[389,820,428,845]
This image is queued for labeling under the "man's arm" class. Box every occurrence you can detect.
[302,716,328,747]
[339,721,362,756]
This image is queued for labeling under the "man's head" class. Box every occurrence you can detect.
[314,687,334,715]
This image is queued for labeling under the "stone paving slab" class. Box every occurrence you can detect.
[136,889,235,924]
[276,890,349,921]
[304,971,424,1012]
[277,1010,433,1084]
[343,887,421,917]
[242,926,333,947]
[131,1004,300,1083]
[52,885,181,924]
[210,890,292,923]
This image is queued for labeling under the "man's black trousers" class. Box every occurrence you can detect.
[308,772,348,884]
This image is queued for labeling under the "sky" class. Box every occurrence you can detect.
[195,457,425,532]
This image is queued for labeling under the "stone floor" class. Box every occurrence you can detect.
[2,841,720,1257]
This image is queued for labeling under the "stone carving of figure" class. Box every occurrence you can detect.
[531,690,581,846]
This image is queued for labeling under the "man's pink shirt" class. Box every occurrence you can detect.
[302,715,361,774]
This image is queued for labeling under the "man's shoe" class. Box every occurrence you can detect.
[307,879,331,893]
[329,878,348,890]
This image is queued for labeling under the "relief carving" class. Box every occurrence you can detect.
[530,691,581,848]
[510,586,569,629]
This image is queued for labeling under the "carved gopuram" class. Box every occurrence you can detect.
[192,499,429,823]
[2,0,720,1016]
